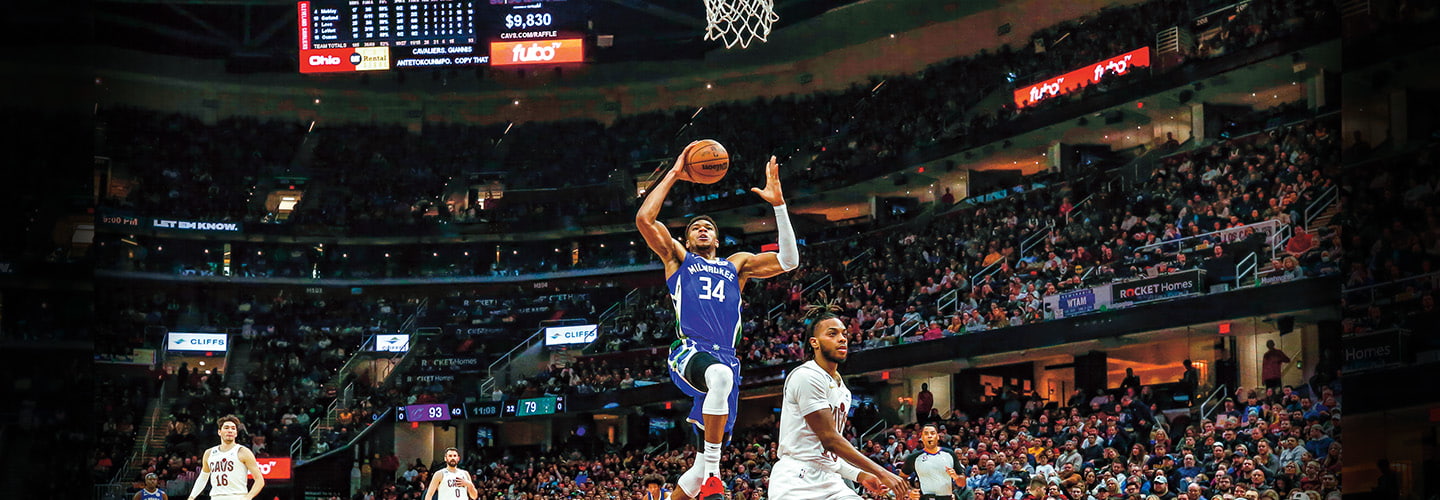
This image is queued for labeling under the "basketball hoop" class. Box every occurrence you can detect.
[702,0,778,49]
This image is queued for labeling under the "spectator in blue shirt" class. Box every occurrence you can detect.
[971,459,1007,489]
[1304,427,1334,460]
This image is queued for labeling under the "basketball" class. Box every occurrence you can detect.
[684,140,729,184]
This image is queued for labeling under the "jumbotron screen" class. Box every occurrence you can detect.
[297,0,586,73]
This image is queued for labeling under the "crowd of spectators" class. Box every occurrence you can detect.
[3,352,92,499]
[93,373,157,484]
[95,232,657,278]
[1339,134,1440,338]
[1186,0,1337,62]
[855,382,1342,500]
[98,108,305,222]
[115,292,420,497]
[329,377,1342,500]
[485,113,1343,398]
[95,0,1335,234]
[109,107,1347,415]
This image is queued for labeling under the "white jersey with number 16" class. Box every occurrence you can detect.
[205,444,251,498]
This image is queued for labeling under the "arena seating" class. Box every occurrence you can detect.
[479,111,1341,397]
[95,0,1336,232]
[361,380,1340,500]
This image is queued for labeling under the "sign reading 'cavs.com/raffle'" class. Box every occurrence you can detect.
[489,38,584,66]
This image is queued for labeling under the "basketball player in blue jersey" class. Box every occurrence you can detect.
[135,473,168,500]
[636,143,799,500]
[642,474,672,500]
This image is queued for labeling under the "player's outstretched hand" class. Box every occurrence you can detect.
[859,472,887,496]
[860,470,909,499]
[748,155,785,206]
[670,141,701,183]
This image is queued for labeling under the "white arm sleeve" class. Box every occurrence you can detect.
[188,472,210,500]
[774,204,799,271]
[838,461,863,482]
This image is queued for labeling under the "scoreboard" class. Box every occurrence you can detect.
[297,0,587,73]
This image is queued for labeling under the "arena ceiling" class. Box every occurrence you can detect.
[88,0,870,66]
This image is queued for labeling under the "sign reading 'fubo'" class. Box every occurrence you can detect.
[489,38,584,66]
[1013,47,1152,108]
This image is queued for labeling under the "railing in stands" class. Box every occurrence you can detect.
[1304,185,1339,229]
[899,320,922,339]
[646,440,670,456]
[803,273,833,298]
[845,248,874,271]
[971,259,1003,283]
[303,300,425,457]
[1340,0,1370,19]
[1343,271,1440,306]
[1068,193,1095,217]
[937,289,958,316]
[300,407,395,464]
[481,326,546,396]
[1236,252,1259,288]
[1020,220,1054,258]
[112,381,168,485]
[768,303,787,323]
[1136,219,1284,256]
[860,418,890,443]
[1199,384,1229,422]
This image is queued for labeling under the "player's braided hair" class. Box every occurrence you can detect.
[801,292,843,359]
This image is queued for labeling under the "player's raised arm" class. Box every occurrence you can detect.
[637,142,698,273]
[801,407,909,498]
[733,156,798,281]
[188,449,212,500]
[238,447,266,500]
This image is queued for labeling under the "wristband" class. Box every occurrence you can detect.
[838,461,864,482]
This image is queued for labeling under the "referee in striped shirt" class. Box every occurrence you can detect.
[901,424,970,500]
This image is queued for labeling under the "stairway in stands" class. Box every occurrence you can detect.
[115,390,172,486]
[1307,201,1341,234]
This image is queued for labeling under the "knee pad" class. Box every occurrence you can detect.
[701,363,733,416]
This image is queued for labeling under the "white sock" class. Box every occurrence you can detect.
[679,459,705,496]
[703,441,722,479]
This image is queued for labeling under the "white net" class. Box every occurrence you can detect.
[702,0,778,49]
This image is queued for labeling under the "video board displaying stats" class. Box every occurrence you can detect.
[297,0,587,73]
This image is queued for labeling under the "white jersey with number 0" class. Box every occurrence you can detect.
[777,360,852,474]
[438,468,471,499]
[205,444,251,498]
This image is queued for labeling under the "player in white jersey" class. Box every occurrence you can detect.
[424,448,478,500]
[770,309,909,500]
[189,415,265,500]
